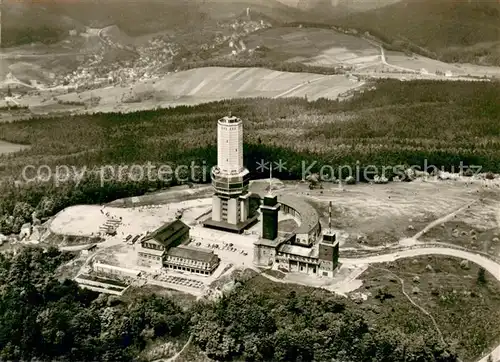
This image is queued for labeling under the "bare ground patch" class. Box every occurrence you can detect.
[289,180,482,247]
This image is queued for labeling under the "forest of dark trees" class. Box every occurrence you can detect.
[0,79,498,234]
[172,51,344,75]
[0,247,458,362]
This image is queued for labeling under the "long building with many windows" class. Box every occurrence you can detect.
[164,245,220,275]
[137,219,190,268]
[137,220,220,275]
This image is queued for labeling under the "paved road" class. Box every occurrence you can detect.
[272,76,326,99]
[378,45,420,74]
[341,247,499,280]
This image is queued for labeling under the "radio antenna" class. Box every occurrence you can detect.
[328,201,332,231]
[268,165,273,195]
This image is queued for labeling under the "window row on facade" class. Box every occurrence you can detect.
[142,243,165,251]
[139,252,162,261]
[277,252,317,264]
[165,257,210,268]
[164,264,215,275]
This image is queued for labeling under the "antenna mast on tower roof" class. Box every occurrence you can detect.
[328,201,332,231]
[267,165,273,195]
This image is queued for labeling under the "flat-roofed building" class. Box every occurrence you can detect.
[164,245,220,275]
[254,235,288,267]
[276,243,319,275]
[318,229,339,277]
[93,262,141,280]
[278,195,321,246]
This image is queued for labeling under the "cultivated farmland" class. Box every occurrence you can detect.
[1,67,364,116]
[225,27,381,69]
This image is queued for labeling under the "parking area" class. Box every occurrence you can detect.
[189,226,258,266]
[141,270,205,290]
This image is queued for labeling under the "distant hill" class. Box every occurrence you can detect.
[336,0,500,65]
[1,0,313,48]
[2,2,82,47]
[5,0,498,67]
[334,0,401,13]
[198,0,313,23]
[2,0,210,47]
[278,0,400,16]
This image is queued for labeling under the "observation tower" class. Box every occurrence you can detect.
[204,116,256,233]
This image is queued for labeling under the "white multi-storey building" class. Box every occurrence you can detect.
[217,117,244,174]
[204,116,255,233]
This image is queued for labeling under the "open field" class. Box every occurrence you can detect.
[0,140,30,155]
[385,51,500,78]
[0,67,364,116]
[0,23,498,122]
[1,64,495,121]
[277,178,500,255]
[2,64,492,120]
[420,196,500,256]
[49,199,212,237]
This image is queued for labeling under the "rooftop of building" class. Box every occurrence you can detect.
[277,195,320,235]
[166,245,218,263]
[218,116,242,124]
[321,229,339,245]
[203,214,258,234]
[137,244,165,256]
[143,219,190,246]
[93,262,141,276]
[254,232,294,247]
[278,243,319,259]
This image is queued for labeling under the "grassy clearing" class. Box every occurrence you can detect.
[262,269,287,279]
[0,140,30,155]
[419,196,500,257]
[358,256,500,361]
